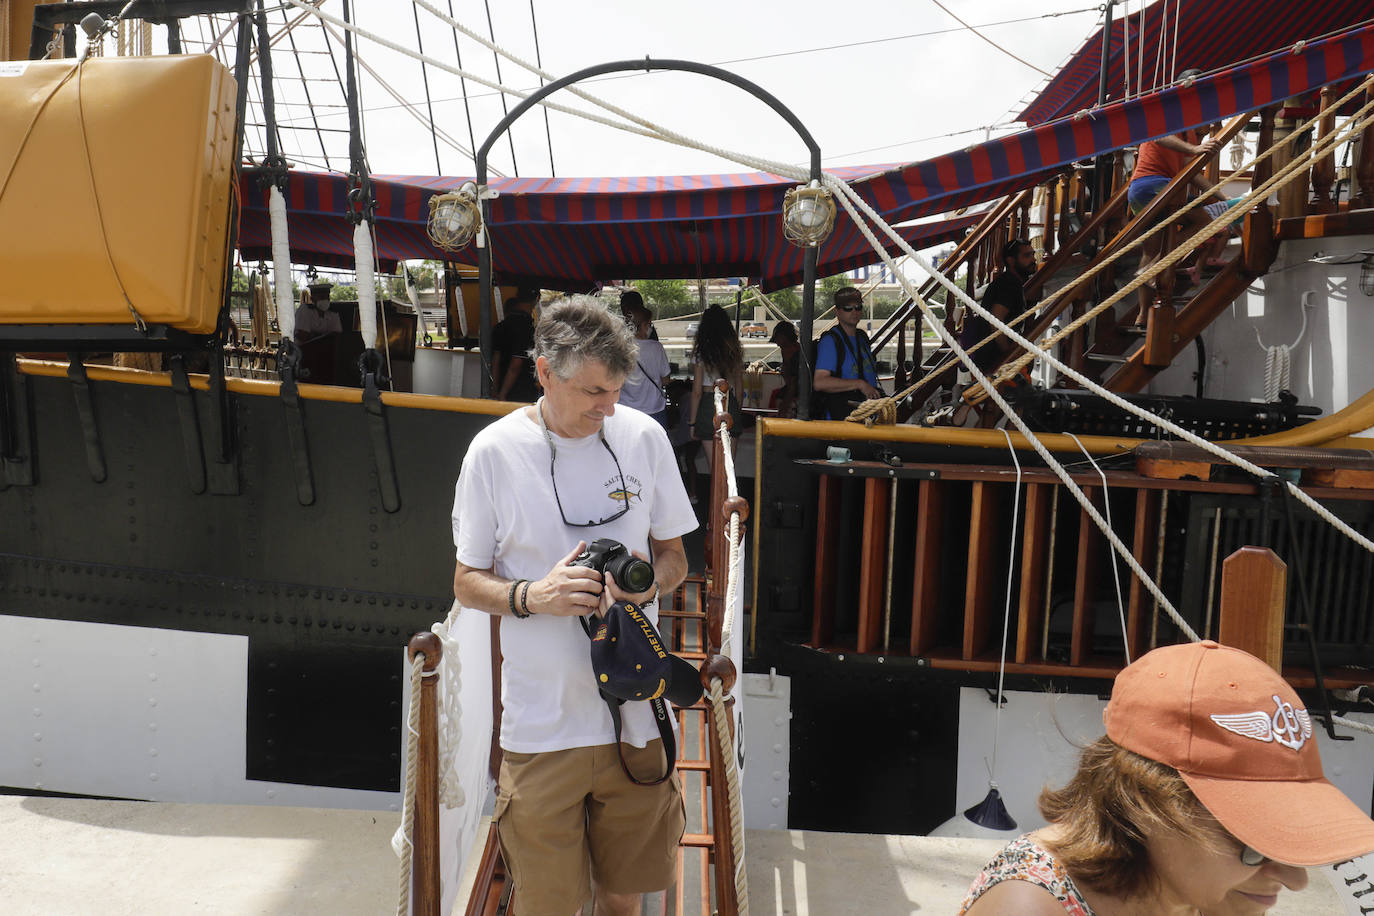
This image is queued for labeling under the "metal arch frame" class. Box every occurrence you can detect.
[474,57,825,413]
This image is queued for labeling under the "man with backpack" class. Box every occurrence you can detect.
[812,285,882,420]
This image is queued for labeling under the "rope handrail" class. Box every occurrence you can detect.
[393,651,425,916]
[950,74,1374,385]
[710,384,749,914]
[818,172,1374,738]
[971,85,1374,394]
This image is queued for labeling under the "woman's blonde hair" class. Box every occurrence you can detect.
[1039,736,1226,899]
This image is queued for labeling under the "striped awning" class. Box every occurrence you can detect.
[856,18,1374,226]
[238,17,1374,289]
[236,166,977,291]
[1020,0,1374,125]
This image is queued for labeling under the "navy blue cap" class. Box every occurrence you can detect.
[589,601,703,708]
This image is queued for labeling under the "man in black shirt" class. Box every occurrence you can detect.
[492,288,541,401]
[958,238,1035,372]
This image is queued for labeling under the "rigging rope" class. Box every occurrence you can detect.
[1066,433,1130,664]
[929,0,1052,77]
[527,0,556,176]
[947,74,1374,378]
[989,431,1022,785]
[481,0,519,175]
[982,90,1374,389]
[819,172,1374,737]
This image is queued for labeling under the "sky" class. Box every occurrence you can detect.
[203,0,1108,181]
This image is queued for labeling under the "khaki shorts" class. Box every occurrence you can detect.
[495,740,685,916]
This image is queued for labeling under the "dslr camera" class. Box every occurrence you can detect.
[571,538,655,595]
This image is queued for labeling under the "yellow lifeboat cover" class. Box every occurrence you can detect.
[0,55,237,332]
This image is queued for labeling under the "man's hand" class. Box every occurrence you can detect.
[857,380,882,399]
[1195,136,1220,157]
[526,541,603,617]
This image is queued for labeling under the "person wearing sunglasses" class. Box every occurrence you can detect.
[960,640,1374,915]
[958,238,1036,374]
[451,296,698,916]
[812,285,882,419]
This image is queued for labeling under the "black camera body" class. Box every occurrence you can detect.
[572,538,655,595]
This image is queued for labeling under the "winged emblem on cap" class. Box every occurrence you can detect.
[1210,695,1312,752]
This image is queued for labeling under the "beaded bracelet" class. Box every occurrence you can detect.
[509,579,531,618]
[519,580,533,616]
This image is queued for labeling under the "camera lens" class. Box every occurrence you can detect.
[611,555,655,594]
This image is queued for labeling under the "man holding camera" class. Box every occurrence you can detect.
[452,296,698,916]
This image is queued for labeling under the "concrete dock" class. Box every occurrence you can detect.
[0,796,1343,914]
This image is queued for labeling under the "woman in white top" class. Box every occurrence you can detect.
[618,303,671,427]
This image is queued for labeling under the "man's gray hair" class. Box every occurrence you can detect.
[533,294,637,381]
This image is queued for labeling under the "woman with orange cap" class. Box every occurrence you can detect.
[960,640,1374,914]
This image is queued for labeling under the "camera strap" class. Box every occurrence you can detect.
[579,614,678,786]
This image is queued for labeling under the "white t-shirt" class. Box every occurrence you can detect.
[451,402,698,753]
[619,338,670,414]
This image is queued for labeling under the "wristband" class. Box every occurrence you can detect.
[519,580,533,616]
[509,579,531,618]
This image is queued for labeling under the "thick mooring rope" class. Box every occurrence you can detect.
[711,386,749,912]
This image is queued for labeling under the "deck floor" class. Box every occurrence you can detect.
[0,796,1344,914]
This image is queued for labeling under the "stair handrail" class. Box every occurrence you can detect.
[704,379,750,916]
[895,178,1133,412]
[868,187,1035,353]
[966,87,1374,403]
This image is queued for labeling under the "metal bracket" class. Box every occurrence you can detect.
[360,350,400,513]
[169,355,207,495]
[66,355,106,483]
[0,354,36,487]
[204,343,240,495]
[277,340,315,506]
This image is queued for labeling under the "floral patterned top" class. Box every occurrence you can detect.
[958,834,1095,915]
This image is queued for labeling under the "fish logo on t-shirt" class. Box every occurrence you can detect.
[608,488,641,503]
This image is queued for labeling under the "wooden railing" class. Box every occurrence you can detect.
[790,440,1374,685]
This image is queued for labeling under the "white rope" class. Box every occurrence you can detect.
[708,678,749,914]
[1066,433,1131,664]
[309,3,1374,742]
[713,387,743,659]
[990,87,1374,381]
[1255,292,1311,402]
[290,0,815,187]
[431,610,465,809]
[1261,346,1291,403]
[313,19,499,175]
[988,431,1022,784]
[823,157,1374,568]
[280,0,689,156]
[355,222,378,350]
[952,76,1374,377]
[392,652,425,916]
[269,185,296,341]
[822,173,1374,738]
[824,174,1201,642]
[709,386,748,910]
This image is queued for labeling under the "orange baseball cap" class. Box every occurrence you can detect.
[1104,640,1374,867]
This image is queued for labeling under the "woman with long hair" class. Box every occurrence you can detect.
[960,641,1374,915]
[689,305,744,464]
